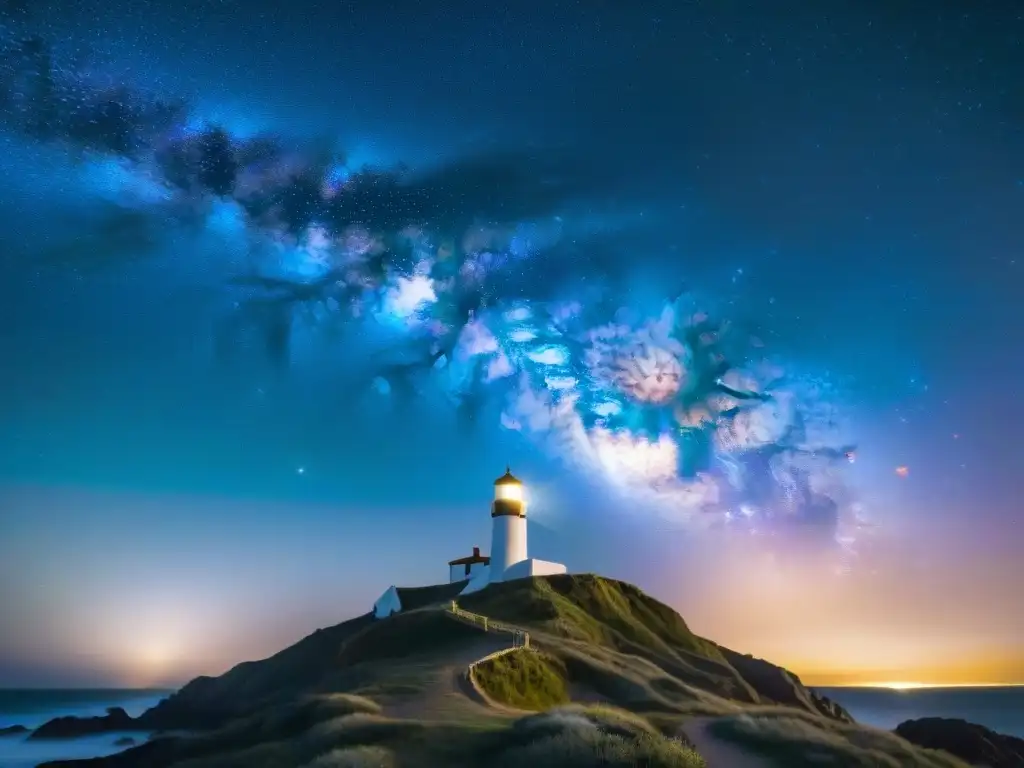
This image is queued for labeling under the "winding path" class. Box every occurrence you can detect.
[378,605,772,768]
[378,605,529,721]
[680,717,772,768]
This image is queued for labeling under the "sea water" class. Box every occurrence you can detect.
[0,689,169,768]
[818,686,1024,739]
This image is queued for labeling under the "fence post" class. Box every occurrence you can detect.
[483,617,488,631]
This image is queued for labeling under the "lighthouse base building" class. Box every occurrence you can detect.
[373,468,567,618]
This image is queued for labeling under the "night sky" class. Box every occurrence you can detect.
[0,0,1021,689]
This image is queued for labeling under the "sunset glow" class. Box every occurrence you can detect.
[840,682,1024,690]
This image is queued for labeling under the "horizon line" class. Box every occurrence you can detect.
[812,682,1024,690]
[3,681,1024,692]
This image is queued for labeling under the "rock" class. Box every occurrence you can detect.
[113,736,137,747]
[29,707,137,740]
[717,646,854,723]
[894,717,1024,768]
[0,724,28,737]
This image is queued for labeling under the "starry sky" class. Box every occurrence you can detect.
[0,0,1021,689]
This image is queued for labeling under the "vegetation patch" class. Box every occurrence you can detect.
[461,574,725,664]
[472,649,570,711]
[497,705,706,768]
[513,704,662,740]
[709,711,971,768]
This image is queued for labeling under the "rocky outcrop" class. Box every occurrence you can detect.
[0,724,28,737]
[716,647,854,723]
[29,707,137,740]
[894,717,1024,768]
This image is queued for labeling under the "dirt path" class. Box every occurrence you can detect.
[681,717,773,768]
[380,632,519,721]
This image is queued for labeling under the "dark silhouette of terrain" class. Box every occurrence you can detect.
[24,575,990,768]
[895,717,1024,768]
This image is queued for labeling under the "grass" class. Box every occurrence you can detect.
[495,706,706,768]
[139,574,851,740]
[471,649,570,711]
[461,574,725,663]
[338,609,486,666]
[393,583,466,612]
[456,574,787,713]
[162,705,706,768]
[709,710,973,767]
[40,574,935,768]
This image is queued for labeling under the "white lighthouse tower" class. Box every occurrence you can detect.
[452,467,568,596]
[373,466,569,615]
[489,467,528,583]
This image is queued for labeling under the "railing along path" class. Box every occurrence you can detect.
[447,601,530,649]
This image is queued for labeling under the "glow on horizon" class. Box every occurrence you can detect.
[834,682,1024,690]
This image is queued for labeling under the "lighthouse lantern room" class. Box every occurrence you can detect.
[489,467,528,583]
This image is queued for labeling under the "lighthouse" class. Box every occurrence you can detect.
[489,467,527,583]
[374,466,569,616]
[436,467,570,599]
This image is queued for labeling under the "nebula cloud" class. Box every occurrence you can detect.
[0,31,865,563]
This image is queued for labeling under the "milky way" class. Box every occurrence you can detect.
[0,29,865,561]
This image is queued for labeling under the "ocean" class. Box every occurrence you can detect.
[0,689,169,768]
[816,686,1024,739]
[0,686,1021,766]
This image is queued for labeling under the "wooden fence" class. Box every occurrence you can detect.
[447,601,530,648]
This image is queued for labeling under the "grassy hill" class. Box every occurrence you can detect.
[459,574,849,720]
[37,574,970,768]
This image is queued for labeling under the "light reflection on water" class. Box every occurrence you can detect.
[818,686,1024,739]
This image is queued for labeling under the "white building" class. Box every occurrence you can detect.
[373,585,402,619]
[372,468,567,617]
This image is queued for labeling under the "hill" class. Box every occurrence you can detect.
[33,574,973,768]
[458,574,850,720]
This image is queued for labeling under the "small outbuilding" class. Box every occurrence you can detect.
[448,546,490,583]
[372,585,402,619]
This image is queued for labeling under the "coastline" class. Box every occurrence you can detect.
[0,689,170,768]
[1,683,1023,765]
[814,685,1024,739]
